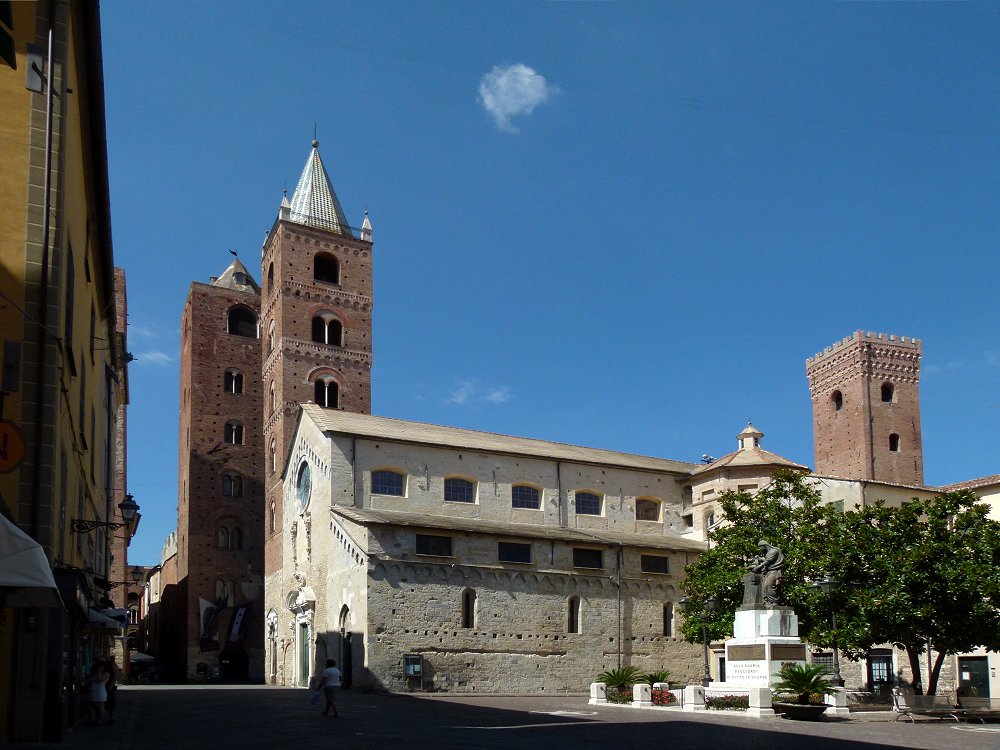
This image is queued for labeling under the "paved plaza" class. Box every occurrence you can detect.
[15,685,1000,750]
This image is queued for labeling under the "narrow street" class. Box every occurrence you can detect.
[17,685,1000,750]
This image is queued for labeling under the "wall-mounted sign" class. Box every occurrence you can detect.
[0,420,25,472]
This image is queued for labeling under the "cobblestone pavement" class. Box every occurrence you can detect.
[10,686,1000,750]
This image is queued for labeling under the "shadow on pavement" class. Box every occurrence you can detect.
[19,685,994,750]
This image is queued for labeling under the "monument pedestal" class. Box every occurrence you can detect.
[724,606,806,688]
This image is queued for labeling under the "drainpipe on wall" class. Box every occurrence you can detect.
[350,436,357,507]
[556,460,565,528]
[616,542,623,669]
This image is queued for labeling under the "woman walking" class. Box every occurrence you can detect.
[85,662,110,726]
[317,659,341,717]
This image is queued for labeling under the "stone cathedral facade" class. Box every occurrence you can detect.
[164,140,996,697]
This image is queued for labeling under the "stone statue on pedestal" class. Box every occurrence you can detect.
[741,541,785,607]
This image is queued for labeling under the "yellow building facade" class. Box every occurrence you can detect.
[0,1,130,742]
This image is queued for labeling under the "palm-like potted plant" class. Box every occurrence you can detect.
[598,666,641,704]
[771,663,833,720]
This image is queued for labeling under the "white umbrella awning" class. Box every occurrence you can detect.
[0,515,62,608]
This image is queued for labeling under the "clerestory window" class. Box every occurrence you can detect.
[444,477,475,503]
[371,470,404,496]
[511,485,540,510]
[575,492,601,516]
[636,498,660,522]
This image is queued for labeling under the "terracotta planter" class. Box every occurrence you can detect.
[772,702,829,721]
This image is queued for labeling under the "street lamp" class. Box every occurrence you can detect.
[108,565,144,589]
[681,595,718,687]
[808,575,844,687]
[71,494,140,533]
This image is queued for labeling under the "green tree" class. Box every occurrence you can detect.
[681,472,1000,696]
[679,470,841,642]
[831,491,1000,694]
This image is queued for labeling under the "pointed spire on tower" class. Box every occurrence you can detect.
[360,209,372,242]
[286,139,352,236]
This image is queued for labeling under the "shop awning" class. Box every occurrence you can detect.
[0,515,63,608]
[86,607,125,632]
[101,607,129,623]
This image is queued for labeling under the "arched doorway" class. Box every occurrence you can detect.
[286,587,316,688]
[266,610,278,684]
[338,605,353,689]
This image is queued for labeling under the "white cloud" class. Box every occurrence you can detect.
[484,386,511,404]
[135,350,172,366]
[478,64,556,133]
[446,379,475,405]
[445,379,512,406]
[130,324,158,342]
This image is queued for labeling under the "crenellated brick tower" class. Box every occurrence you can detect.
[806,331,923,486]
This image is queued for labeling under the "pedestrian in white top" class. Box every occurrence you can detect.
[318,659,341,717]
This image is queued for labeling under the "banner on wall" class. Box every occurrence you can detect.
[198,597,219,652]
[229,605,248,642]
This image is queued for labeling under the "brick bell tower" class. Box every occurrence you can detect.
[806,331,923,485]
[261,140,373,601]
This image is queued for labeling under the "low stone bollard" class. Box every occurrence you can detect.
[683,685,706,711]
[824,688,850,717]
[632,683,652,708]
[589,682,607,705]
[747,687,775,718]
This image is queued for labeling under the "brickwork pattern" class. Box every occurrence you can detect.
[261,220,373,584]
[806,331,923,485]
[177,281,265,679]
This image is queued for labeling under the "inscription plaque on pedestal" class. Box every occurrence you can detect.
[770,644,806,661]
[728,645,766,661]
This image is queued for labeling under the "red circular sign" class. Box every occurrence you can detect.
[0,420,26,472]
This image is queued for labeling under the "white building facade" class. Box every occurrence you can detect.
[266,404,709,692]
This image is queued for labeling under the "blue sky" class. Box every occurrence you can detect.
[101,1,1000,566]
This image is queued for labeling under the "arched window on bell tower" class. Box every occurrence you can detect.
[311,313,343,346]
[315,378,339,409]
[314,252,340,284]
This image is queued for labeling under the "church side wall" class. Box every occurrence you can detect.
[352,439,688,536]
[362,555,704,693]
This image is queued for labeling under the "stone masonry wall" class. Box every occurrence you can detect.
[362,558,704,693]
